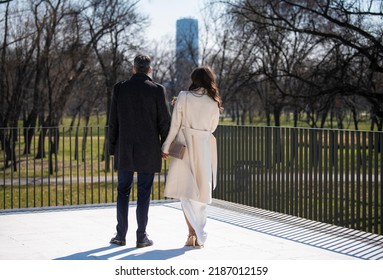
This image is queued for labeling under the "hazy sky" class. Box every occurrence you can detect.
[138,0,205,42]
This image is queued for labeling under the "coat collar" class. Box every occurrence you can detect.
[191,87,207,95]
[131,73,152,81]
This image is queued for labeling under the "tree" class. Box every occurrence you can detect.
[1,0,37,170]
[149,36,178,102]
[0,0,147,172]
[218,0,383,129]
[89,0,147,169]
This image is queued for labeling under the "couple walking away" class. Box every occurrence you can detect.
[108,54,223,249]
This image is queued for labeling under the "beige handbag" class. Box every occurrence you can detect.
[168,141,186,159]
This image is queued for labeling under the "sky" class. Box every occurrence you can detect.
[138,0,205,42]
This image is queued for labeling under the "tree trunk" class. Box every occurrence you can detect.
[266,110,271,126]
[69,112,78,129]
[81,115,91,162]
[293,109,299,127]
[336,111,343,129]
[4,127,18,172]
[273,106,282,127]
[47,127,60,175]
[22,111,38,155]
[235,102,240,125]
[351,110,359,131]
[74,115,81,161]
[320,110,328,128]
[370,118,375,131]
[35,126,47,159]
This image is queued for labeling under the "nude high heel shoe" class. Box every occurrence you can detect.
[185,235,203,249]
[185,234,195,246]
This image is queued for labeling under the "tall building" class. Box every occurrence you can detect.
[175,18,199,90]
[176,18,199,65]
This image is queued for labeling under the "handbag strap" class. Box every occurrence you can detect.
[183,92,190,128]
[173,92,189,141]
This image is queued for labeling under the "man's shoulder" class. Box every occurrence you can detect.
[113,80,128,89]
[145,80,166,94]
[153,81,166,91]
[115,78,165,94]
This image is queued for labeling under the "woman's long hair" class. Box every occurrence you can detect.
[188,66,224,112]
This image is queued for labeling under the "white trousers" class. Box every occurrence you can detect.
[180,197,208,245]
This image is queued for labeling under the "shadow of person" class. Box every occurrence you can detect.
[54,245,190,260]
[117,247,188,260]
[54,245,138,260]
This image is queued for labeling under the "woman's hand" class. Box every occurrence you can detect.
[161,152,169,159]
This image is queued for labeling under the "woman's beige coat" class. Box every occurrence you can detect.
[161,90,220,204]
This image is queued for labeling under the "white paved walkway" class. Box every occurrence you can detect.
[1,199,382,260]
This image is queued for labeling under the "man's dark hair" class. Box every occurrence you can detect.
[134,54,151,74]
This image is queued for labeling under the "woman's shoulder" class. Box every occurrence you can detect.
[176,91,190,102]
[173,91,187,108]
[178,91,190,97]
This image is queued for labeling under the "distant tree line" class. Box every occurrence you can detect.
[151,0,383,130]
[0,0,146,170]
[1,0,383,171]
[202,0,383,129]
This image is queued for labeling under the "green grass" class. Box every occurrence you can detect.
[0,181,165,209]
[220,113,375,131]
[1,135,111,178]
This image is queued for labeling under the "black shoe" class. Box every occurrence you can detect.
[136,236,153,248]
[110,237,126,246]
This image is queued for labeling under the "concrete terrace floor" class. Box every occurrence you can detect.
[0,199,383,261]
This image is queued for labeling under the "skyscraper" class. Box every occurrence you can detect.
[176,18,199,65]
[175,18,199,90]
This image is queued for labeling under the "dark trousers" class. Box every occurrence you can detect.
[116,170,154,242]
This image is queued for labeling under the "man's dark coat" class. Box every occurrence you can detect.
[108,73,171,173]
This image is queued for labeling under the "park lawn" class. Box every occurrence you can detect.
[0,181,166,210]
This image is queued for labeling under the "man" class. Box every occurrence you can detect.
[108,54,171,247]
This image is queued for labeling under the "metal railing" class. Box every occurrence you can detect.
[1,125,382,235]
[214,125,382,235]
[0,126,166,209]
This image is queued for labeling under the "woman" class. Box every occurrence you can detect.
[161,66,223,248]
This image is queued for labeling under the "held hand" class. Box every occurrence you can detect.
[161,152,169,159]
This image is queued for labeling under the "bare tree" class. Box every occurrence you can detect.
[0,0,147,172]
[149,36,178,102]
[89,0,147,169]
[218,0,383,129]
[1,0,37,170]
